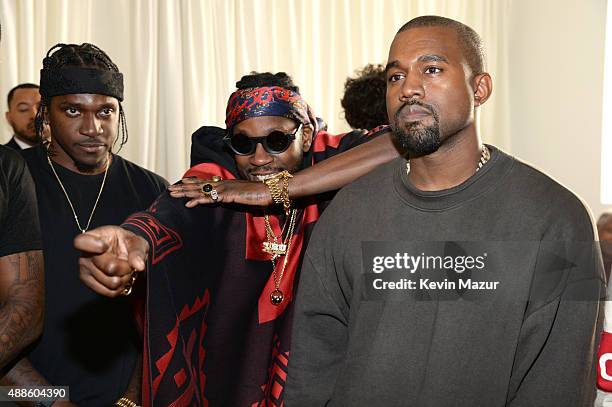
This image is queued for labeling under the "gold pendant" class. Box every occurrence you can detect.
[262,241,287,255]
[270,289,284,305]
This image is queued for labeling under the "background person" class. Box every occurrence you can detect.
[341,63,388,131]
[4,83,41,150]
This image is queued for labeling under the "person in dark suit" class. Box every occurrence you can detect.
[4,83,41,150]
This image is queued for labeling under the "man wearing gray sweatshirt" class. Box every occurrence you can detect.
[285,15,604,407]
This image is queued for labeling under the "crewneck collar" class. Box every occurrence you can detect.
[393,145,515,211]
[33,144,117,179]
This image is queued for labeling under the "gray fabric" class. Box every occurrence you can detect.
[285,146,604,407]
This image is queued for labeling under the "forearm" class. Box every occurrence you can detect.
[0,251,44,370]
[0,357,50,407]
[288,133,400,198]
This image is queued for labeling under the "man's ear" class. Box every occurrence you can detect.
[301,123,314,152]
[473,73,493,107]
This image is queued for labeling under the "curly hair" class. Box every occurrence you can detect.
[235,72,300,93]
[36,43,128,152]
[341,64,388,130]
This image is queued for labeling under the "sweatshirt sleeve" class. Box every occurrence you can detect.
[507,280,603,406]
[507,204,605,406]
[284,250,350,406]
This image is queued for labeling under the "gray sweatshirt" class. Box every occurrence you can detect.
[285,146,604,407]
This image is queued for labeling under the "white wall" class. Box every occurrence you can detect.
[507,0,609,219]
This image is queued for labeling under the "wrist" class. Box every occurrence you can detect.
[263,170,293,213]
[262,183,274,206]
[115,397,140,407]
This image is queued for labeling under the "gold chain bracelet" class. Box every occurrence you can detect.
[263,170,293,214]
[115,397,140,407]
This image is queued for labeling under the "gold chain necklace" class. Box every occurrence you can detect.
[263,209,298,305]
[406,145,490,174]
[263,210,292,256]
[46,151,110,234]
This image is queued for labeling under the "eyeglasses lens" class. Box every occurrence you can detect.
[265,131,291,153]
[228,132,292,155]
[230,134,254,155]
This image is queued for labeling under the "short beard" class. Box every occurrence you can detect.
[74,159,102,174]
[16,130,41,145]
[392,102,442,156]
[48,139,109,174]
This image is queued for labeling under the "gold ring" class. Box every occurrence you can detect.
[122,284,133,296]
[121,271,138,296]
[201,183,214,196]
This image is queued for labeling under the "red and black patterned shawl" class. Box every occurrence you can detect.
[121,125,389,406]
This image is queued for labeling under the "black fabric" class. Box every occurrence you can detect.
[190,126,238,173]
[0,145,41,256]
[123,192,313,407]
[40,67,124,101]
[22,146,167,407]
[4,138,22,151]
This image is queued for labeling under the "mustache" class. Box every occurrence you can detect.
[395,100,436,120]
[246,166,281,174]
[76,139,107,145]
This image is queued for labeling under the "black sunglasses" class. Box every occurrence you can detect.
[224,123,303,156]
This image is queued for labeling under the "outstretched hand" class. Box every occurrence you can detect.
[74,225,149,298]
[168,177,273,208]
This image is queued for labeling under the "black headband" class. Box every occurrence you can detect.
[39,67,124,101]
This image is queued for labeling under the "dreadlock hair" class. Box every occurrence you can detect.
[341,64,388,130]
[35,43,128,152]
[235,72,300,93]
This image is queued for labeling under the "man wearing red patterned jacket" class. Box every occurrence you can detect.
[74,72,399,406]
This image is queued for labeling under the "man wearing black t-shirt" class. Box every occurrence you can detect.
[0,146,44,373]
[0,22,45,401]
[2,44,167,407]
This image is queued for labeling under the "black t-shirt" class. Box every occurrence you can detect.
[22,146,168,407]
[0,145,41,256]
